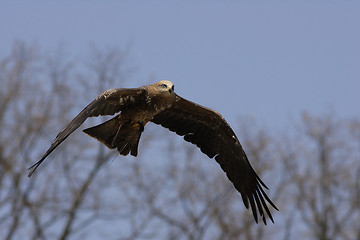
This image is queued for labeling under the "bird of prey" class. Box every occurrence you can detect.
[28,80,278,224]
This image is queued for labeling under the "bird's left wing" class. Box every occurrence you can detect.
[28,88,146,177]
[151,94,278,224]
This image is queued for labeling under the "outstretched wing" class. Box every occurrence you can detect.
[151,95,278,224]
[28,88,147,177]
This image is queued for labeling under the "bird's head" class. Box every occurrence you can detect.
[155,80,175,94]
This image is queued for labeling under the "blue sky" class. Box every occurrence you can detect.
[1,1,359,129]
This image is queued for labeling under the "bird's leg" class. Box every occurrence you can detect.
[129,120,145,132]
[137,121,144,132]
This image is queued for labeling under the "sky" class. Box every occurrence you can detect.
[1,1,359,238]
[1,1,359,130]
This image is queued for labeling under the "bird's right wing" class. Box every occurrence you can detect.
[28,88,147,177]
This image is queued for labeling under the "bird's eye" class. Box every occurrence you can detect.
[160,83,168,88]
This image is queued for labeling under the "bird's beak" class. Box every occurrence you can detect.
[169,85,174,93]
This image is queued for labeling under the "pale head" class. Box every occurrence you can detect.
[154,80,175,94]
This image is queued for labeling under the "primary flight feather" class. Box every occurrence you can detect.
[28,80,278,224]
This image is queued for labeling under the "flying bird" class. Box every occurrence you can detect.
[28,80,278,224]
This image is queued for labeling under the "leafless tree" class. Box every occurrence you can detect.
[0,42,137,240]
[1,41,359,240]
[285,113,360,240]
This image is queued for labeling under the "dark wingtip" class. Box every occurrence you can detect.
[27,165,37,178]
[245,177,279,225]
[27,158,45,178]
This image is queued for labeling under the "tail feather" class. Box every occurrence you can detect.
[83,116,120,149]
[83,115,143,156]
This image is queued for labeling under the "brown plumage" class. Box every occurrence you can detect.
[28,80,278,224]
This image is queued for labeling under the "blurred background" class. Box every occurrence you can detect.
[0,1,359,240]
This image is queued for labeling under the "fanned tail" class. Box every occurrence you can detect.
[83,115,144,156]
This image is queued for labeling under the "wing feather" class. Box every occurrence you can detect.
[151,95,278,224]
[28,88,146,177]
